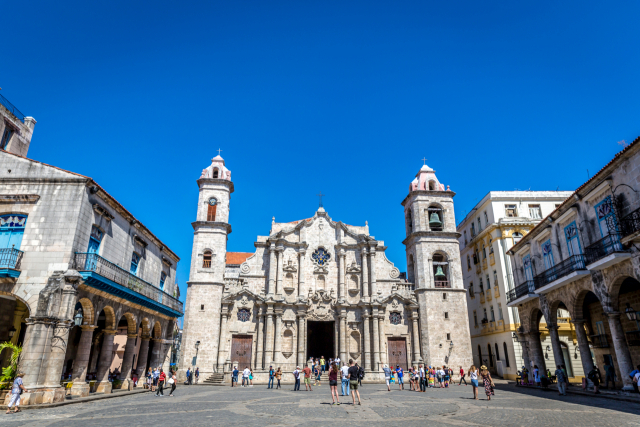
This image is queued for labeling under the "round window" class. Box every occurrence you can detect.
[389,312,402,325]
[237,308,251,322]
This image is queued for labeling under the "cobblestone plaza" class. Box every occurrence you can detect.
[1,383,638,426]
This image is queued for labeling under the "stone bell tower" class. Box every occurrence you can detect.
[402,163,472,369]
[179,154,233,379]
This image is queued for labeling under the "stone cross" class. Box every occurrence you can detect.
[317,192,325,208]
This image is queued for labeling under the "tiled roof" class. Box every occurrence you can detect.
[226,252,253,265]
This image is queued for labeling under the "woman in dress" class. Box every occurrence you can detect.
[168,369,177,396]
[479,365,494,400]
[147,367,153,391]
[469,365,479,400]
[275,367,282,389]
[328,362,341,405]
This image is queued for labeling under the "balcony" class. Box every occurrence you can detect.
[73,253,183,318]
[0,93,26,122]
[585,234,630,271]
[486,289,492,301]
[479,292,485,304]
[0,248,24,278]
[489,253,495,266]
[482,258,488,270]
[626,330,640,347]
[621,207,640,245]
[434,281,451,288]
[506,280,536,306]
[590,334,609,348]
[533,255,590,294]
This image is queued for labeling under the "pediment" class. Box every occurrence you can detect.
[222,288,265,303]
[379,293,418,308]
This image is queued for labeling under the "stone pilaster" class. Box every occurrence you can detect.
[297,310,306,367]
[572,320,594,379]
[340,311,347,363]
[217,306,230,371]
[298,250,306,297]
[136,336,151,379]
[370,248,377,299]
[96,329,117,394]
[361,248,369,298]
[363,310,371,370]
[547,324,566,370]
[378,315,386,366]
[256,306,265,370]
[268,243,276,295]
[274,308,283,363]
[338,249,346,300]
[605,311,635,390]
[411,310,421,364]
[276,246,284,295]
[265,305,275,367]
[372,307,380,371]
[70,325,97,397]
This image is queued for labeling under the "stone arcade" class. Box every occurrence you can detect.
[180,156,473,383]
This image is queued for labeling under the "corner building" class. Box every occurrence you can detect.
[180,158,472,382]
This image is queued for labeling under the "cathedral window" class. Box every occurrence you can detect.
[207,198,217,221]
[389,312,402,325]
[237,308,251,322]
[312,248,331,266]
[203,250,212,268]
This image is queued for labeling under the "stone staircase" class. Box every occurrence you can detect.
[202,373,225,385]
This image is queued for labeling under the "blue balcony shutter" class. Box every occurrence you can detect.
[542,240,554,269]
[160,272,166,290]
[0,215,27,249]
[130,253,140,275]
[88,225,103,254]
[564,222,582,256]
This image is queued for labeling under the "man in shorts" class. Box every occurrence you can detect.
[348,359,362,405]
[303,364,313,391]
[231,366,238,387]
[395,365,404,390]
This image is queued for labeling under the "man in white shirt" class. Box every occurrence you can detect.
[293,367,301,391]
[341,364,350,396]
[419,364,426,392]
[242,367,251,387]
[336,357,341,367]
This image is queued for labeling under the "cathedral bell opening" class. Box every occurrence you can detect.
[306,321,335,361]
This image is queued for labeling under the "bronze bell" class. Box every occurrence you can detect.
[429,212,443,228]
[435,266,446,280]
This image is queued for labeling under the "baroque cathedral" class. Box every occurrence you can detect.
[179,155,472,382]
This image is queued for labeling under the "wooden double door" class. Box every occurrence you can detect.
[231,335,253,369]
[387,338,408,370]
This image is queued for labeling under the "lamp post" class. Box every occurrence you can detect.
[625,303,637,321]
[193,340,200,369]
[74,308,83,326]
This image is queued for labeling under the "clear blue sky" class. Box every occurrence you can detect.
[3,1,640,306]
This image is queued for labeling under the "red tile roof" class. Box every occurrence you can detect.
[226,252,253,265]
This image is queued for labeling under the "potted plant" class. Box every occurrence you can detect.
[0,342,22,401]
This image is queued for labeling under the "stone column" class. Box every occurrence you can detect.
[427,256,434,288]
[274,309,283,363]
[298,251,306,297]
[268,243,276,295]
[88,334,102,374]
[572,320,594,379]
[265,305,275,367]
[334,319,339,359]
[70,325,97,397]
[363,311,371,371]
[96,329,117,393]
[256,306,265,370]
[605,312,635,390]
[372,307,380,371]
[362,248,369,298]
[119,333,138,385]
[370,249,377,299]
[217,307,229,371]
[411,311,421,364]
[20,319,52,389]
[340,312,347,363]
[338,249,346,300]
[525,331,546,373]
[547,324,566,371]
[378,315,386,366]
[276,247,284,295]
[136,336,151,379]
[297,312,306,366]
[517,333,532,381]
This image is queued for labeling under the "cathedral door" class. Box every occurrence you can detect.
[387,338,408,370]
[231,335,253,369]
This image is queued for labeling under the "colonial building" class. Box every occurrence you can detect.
[508,137,640,390]
[457,191,576,380]
[180,158,472,382]
[0,93,183,405]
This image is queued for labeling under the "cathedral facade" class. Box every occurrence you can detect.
[180,156,472,382]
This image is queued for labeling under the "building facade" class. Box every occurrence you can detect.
[0,93,183,405]
[508,137,640,390]
[457,191,576,380]
[180,159,472,382]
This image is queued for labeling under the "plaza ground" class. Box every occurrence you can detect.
[1,381,639,426]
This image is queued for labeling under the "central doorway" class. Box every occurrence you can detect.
[306,321,335,360]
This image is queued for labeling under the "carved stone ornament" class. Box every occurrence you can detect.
[313,265,329,274]
[389,267,400,279]
[283,259,297,273]
[390,299,400,310]
[307,289,335,321]
[346,261,361,273]
[240,296,249,306]
[240,262,251,274]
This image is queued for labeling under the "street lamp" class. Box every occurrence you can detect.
[195,340,200,351]
[449,341,454,349]
[625,303,637,321]
[74,308,83,326]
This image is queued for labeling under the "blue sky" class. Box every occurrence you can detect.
[3,1,640,306]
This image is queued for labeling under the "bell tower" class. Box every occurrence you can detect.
[180,154,233,379]
[402,163,472,368]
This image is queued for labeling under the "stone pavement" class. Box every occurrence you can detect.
[0,382,638,427]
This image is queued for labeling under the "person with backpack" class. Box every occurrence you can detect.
[554,365,567,396]
[268,366,275,389]
[356,362,364,387]
[348,359,362,405]
[293,366,301,391]
[587,366,602,394]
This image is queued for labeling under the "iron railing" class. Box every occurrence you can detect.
[626,330,640,347]
[0,248,24,269]
[585,233,625,265]
[590,334,609,348]
[621,207,640,239]
[74,252,183,314]
[533,255,586,289]
[434,281,450,288]
[506,281,533,304]
[0,94,25,122]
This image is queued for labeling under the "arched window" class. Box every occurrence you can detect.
[477,344,483,367]
[207,198,217,221]
[406,210,413,233]
[428,180,436,191]
[213,168,219,178]
[512,232,523,245]
[495,343,500,361]
[487,344,494,367]
[433,254,449,288]
[503,342,510,367]
[203,251,212,268]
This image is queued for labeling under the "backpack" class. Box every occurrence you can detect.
[358,367,365,380]
[294,371,299,379]
[587,370,597,381]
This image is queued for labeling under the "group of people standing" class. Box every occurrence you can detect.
[145,367,177,397]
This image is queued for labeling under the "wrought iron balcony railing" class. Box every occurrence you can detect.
[585,233,625,265]
[73,252,183,315]
[621,207,640,238]
[0,248,24,269]
[626,330,640,347]
[533,255,586,290]
[589,334,609,348]
[0,94,26,122]
[506,281,533,304]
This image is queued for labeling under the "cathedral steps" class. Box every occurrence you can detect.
[201,373,225,385]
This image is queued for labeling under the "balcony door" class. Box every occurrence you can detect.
[564,222,582,256]
[595,197,617,238]
[0,215,27,250]
[523,255,534,292]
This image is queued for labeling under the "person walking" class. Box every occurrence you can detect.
[231,366,238,387]
[268,366,275,389]
[554,365,567,396]
[469,365,479,400]
[303,364,313,391]
[153,367,160,391]
[533,365,541,387]
[479,365,494,401]
[5,372,27,414]
[249,368,254,387]
[459,366,467,386]
[186,367,191,385]
[328,362,341,405]
[242,366,251,387]
[603,361,615,389]
[348,359,362,405]
[146,367,153,390]
[396,365,404,390]
[341,362,350,396]
[314,363,322,386]
[383,364,392,391]
[587,365,602,394]
[293,366,301,391]
[276,367,282,389]
[156,369,166,396]
[168,370,177,396]
[195,367,200,385]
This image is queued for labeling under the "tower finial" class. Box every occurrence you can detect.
[316,191,325,208]
[217,148,223,156]
[422,157,427,165]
